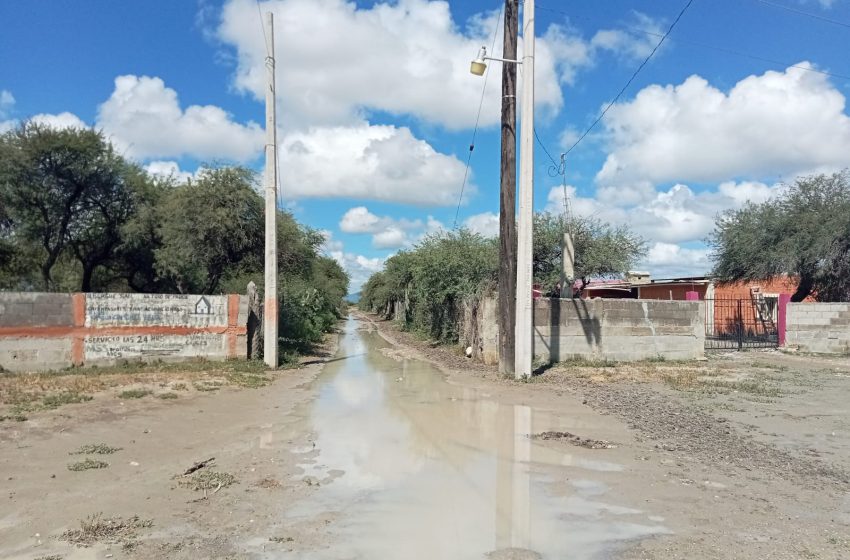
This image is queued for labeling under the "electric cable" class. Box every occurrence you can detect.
[453,3,504,229]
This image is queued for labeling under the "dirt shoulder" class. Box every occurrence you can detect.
[361,312,850,560]
[0,336,340,560]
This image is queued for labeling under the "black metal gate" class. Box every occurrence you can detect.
[704,297,778,350]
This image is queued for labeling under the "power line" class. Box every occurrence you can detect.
[754,0,850,30]
[453,2,503,229]
[535,3,850,81]
[560,0,697,160]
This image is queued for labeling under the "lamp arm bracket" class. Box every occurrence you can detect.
[483,56,522,65]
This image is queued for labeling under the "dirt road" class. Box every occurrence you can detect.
[2,314,849,559]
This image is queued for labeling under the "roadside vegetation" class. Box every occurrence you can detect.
[0,122,348,357]
[0,358,285,419]
[359,215,645,344]
[710,171,850,302]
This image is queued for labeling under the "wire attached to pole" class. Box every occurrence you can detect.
[453,3,504,230]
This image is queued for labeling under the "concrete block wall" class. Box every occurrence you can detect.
[0,293,76,371]
[477,297,704,363]
[0,292,248,373]
[786,303,850,354]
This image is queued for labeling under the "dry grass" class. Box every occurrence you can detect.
[67,458,109,471]
[179,470,237,491]
[117,388,152,399]
[61,513,152,546]
[0,359,271,418]
[70,443,122,455]
[156,392,179,399]
[540,360,717,385]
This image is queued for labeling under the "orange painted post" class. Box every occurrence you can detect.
[70,293,86,366]
[778,293,791,346]
[227,294,240,358]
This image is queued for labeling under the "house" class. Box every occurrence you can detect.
[194,296,212,315]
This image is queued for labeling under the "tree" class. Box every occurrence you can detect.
[533,213,646,294]
[0,123,145,290]
[710,172,850,302]
[153,166,264,294]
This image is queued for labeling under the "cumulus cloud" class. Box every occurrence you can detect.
[144,161,196,182]
[281,124,470,205]
[31,112,87,130]
[547,180,783,245]
[321,231,386,292]
[463,211,500,237]
[596,63,850,186]
[0,92,88,133]
[216,0,651,130]
[96,75,264,162]
[338,206,448,249]
[0,90,13,117]
[591,12,663,61]
[639,242,712,279]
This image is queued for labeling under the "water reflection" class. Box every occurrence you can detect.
[286,317,666,559]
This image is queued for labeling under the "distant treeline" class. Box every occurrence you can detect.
[0,123,348,356]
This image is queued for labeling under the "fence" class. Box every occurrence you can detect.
[704,297,778,350]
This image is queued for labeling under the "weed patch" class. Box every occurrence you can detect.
[0,413,27,422]
[61,513,152,546]
[226,370,271,388]
[192,380,224,392]
[118,389,152,399]
[157,392,178,399]
[179,470,237,491]
[68,458,109,471]
[70,443,122,455]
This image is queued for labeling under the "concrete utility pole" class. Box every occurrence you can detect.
[560,232,574,299]
[498,0,518,377]
[263,11,278,368]
[514,0,535,379]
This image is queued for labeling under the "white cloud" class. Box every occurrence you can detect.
[591,12,663,61]
[547,180,783,245]
[144,161,196,182]
[373,228,408,249]
[339,206,427,249]
[282,124,471,205]
[545,179,785,277]
[463,211,499,237]
[31,112,87,130]
[0,91,87,133]
[321,230,386,292]
[639,242,711,279]
[96,75,264,162]
[0,90,13,117]
[597,63,850,186]
[215,0,645,130]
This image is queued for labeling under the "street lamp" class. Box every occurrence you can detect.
[470,0,535,380]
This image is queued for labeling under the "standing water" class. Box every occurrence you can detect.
[284,317,667,559]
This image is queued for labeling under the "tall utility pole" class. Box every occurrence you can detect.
[514,0,535,379]
[498,0,518,377]
[263,12,278,369]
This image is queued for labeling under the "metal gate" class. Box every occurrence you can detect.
[704,297,778,350]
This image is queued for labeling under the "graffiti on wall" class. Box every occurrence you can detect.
[85,293,227,328]
[84,333,225,361]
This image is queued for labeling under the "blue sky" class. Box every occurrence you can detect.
[2,0,850,291]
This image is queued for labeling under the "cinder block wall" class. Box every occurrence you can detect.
[478,297,704,363]
[786,303,850,354]
[0,292,248,373]
[0,293,76,372]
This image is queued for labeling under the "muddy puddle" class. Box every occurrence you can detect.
[281,317,667,559]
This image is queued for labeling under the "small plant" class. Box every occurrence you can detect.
[117,389,152,399]
[171,382,188,391]
[42,391,93,409]
[0,413,27,422]
[70,443,122,455]
[179,470,237,491]
[67,458,109,471]
[157,392,178,399]
[226,371,271,388]
[61,513,152,546]
[192,380,224,392]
